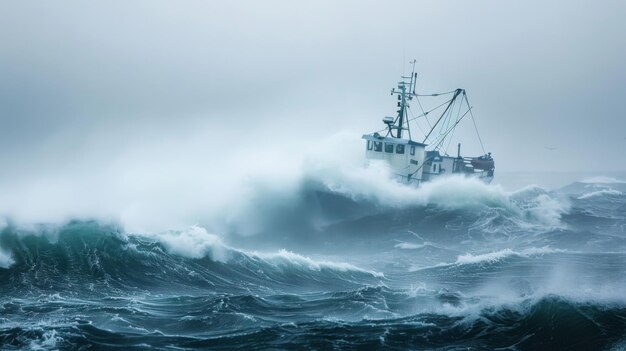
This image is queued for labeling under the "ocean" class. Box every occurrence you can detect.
[1,173,625,350]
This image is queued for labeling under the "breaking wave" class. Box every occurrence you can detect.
[454,247,565,265]
[580,176,626,184]
[0,222,383,295]
[1,170,626,350]
[577,189,623,199]
[222,171,572,245]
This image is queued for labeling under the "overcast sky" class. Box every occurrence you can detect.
[1,1,625,227]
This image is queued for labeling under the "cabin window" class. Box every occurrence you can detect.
[367,140,372,150]
[396,144,405,154]
[373,141,382,152]
[410,146,415,155]
[384,143,394,153]
[433,164,437,172]
[410,159,418,165]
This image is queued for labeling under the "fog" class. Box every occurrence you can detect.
[1,1,625,230]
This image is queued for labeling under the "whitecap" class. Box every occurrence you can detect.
[455,247,565,265]
[250,249,384,277]
[577,189,622,199]
[0,248,14,269]
[580,176,626,184]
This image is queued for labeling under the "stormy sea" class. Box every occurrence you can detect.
[1,173,626,350]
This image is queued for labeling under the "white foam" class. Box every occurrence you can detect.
[504,185,571,229]
[526,193,570,228]
[407,247,568,272]
[251,249,384,277]
[298,138,570,232]
[580,176,626,184]
[394,242,436,250]
[403,266,626,321]
[310,162,511,211]
[0,131,573,236]
[134,226,383,276]
[395,242,427,250]
[138,226,230,262]
[0,249,14,269]
[455,247,565,265]
[521,246,566,255]
[456,249,516,264]
[408,262,449,272]
[577,189,622,199]
[29,329,63,350]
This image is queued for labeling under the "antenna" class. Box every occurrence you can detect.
[390,59,418,140]
[411,59,418,94]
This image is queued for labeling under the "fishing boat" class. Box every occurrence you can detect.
[362,62,494,185]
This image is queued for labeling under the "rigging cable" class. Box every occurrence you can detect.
[414,96,433,128]
[406,97,454,125]
[444,96,465,155]
[422,89,463,144]
[432,108,473,151]
[464,92,486,154]
[431,96,456,147]
[415,90,458,97]
[406,105,428,137]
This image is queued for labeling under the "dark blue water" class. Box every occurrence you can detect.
[1,176,625,350]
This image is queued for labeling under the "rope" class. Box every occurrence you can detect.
[414,96,432,128]
[432,108,473,151]
[406,105,428,137]
[368,89,488,159]
[422,89,462,144]
[406,98,454,125]
[414,90,458,97]
[444,96,464,155]
[464,92,486,154]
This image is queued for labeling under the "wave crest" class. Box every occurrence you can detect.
[139,226,230,262]
[0,222,382,294]
[455,247,565,265]
[577,189,623,199]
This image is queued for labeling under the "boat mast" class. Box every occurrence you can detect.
[393,60,417,139]
[422,88,463,144]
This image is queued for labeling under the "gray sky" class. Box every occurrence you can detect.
[1,1,625,228]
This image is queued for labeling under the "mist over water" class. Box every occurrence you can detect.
[1,139,625,349]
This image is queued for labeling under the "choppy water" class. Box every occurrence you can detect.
[1,176,626,350]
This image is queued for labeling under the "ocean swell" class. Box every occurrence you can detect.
[0,222,382,295]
